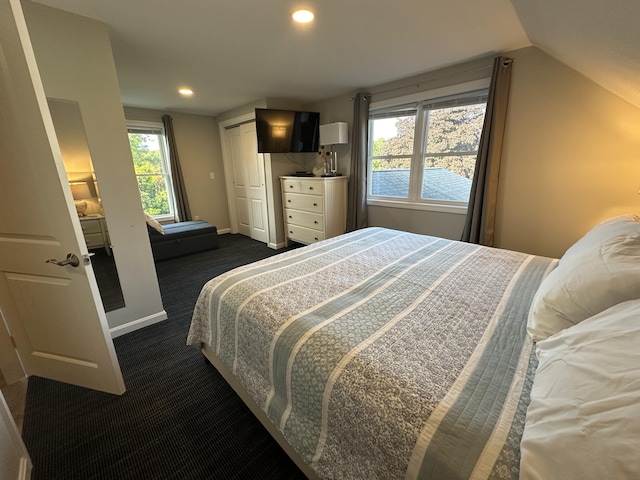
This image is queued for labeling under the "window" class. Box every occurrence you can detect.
[127,122,176,220]
[368,89,487,213]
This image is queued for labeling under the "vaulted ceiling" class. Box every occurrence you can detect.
[32,0,640,116]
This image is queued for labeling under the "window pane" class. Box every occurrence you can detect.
[136,174,171,215]
[425,104,485,154]
[371,115,415,156]
[129,133,164,175]
[370,157,412,198]
[370,114,415,198]
[422,155,475,202]
[422,102,485,202]
[128,127,174,218]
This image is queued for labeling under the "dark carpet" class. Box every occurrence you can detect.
[22,234,306,480]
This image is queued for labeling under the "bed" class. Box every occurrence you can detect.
[187,222,640,479]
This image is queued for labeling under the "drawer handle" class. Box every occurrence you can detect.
[313,203,318,207]
[314,237,319,241]
[288,199,292,203]
[308,187,313,190]
[314,221,318,224]
[289,185,294,189]
[289,230,293,234]
[289,215,292,219]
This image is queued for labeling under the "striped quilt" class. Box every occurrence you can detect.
[187,228,556,479]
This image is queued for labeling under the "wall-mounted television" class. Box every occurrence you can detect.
[255,108,320,153]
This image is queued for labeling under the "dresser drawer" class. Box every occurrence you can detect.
[283,192,324,213]
[285,224,325,244]
[84,232,105,248]
[282,179,301,193]
[80,219,102,234]
[284,209,324,231]
[299,180,323,196]
[282,179,324,196]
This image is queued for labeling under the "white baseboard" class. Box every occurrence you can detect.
[109,310,167,338]
[216,227,232,235]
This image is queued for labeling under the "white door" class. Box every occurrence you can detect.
[240,123,269,243]
[224,123,269,243]
[0,0,125,395]
[227,127,251,237]
[0,391,31,480]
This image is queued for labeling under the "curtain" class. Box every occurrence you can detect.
[346,92,370,232]
[461,56,513,245]
[162,114,192,222]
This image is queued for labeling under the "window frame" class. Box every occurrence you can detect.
[367,79,490,215]
[127,120,176,222]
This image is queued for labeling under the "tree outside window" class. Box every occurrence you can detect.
[127,124,175,219]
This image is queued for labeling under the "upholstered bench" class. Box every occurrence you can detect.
[147,220,218,261]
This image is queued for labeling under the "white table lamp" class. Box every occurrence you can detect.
[319,122,348,176]
[70,181,91,216]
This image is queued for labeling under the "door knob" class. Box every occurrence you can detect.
[46,253,80,268]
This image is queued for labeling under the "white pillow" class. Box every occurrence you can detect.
[527,232,640,342]
[520,299,640,480]
[144,213,164,234]
[561,214,640,264]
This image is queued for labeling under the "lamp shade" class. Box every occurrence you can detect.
[70,181,91,200]
[320,122,348,145]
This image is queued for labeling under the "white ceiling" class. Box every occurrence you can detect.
[31,0,640,116]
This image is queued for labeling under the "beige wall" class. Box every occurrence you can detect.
[304,95,353,175]
[124,107,231,231]
[496,46,640,258]
[23,2,165,332]
[172,112,229,229]
[307,47,640,257]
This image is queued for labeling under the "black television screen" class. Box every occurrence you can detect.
[255,108,320,153]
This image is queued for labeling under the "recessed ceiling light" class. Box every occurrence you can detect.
[179,88,193,96]
[292,9,314,23]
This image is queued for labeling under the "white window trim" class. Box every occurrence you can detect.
[367,78,490,214]
[127,120,177,222]
[368,78,490,110]
[367,198,468,215]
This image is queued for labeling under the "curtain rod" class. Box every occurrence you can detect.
[351,61,498,101]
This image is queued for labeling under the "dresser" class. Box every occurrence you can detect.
[79,215,111,255]
[281,176,348,245]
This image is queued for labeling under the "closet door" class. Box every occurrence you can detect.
[223,122,269,244]
[240,123,269,243]
[227,126,251,237]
